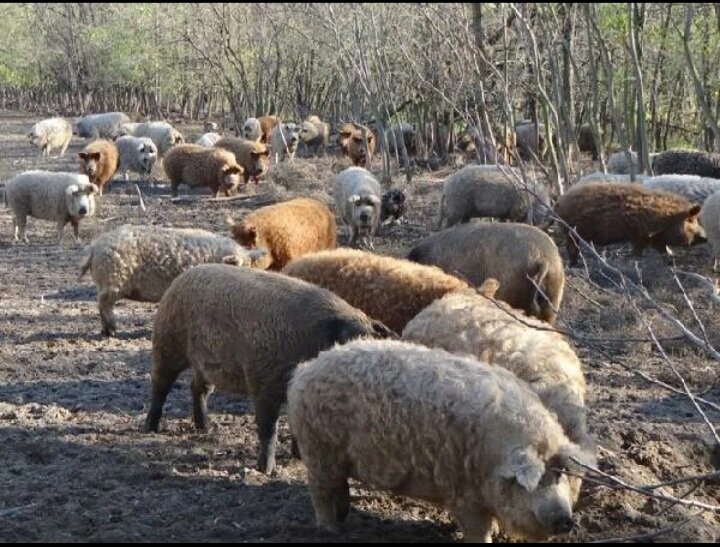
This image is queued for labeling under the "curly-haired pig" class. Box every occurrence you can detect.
[408,222,565,324]
[288,339,595,541]
[145,264,394,475]
[439,165,551,228]
[554,182,707,264]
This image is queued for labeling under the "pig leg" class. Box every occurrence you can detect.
[307,469,351,532]
[13,215,28,243]
[144,365,183,433]
[565,237,579,267]
[254,394,283,474]
[348,225,359,247]
[70,218,81,243]
[56,220,67,246]
[98,289,119,337]
[191,370,215,430]
[453,509,496,543]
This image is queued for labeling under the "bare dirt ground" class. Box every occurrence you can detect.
[0,110,718,542]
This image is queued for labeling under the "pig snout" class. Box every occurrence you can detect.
[694,227,708,244]
[549,514,574,535]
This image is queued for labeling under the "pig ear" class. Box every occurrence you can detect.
[224,165,242,175]
[78,152,88,160]
[368,195,381,205]
[65,184,79,197]
[247,248,269,268]
[222,255,240,266]
[225,216,236,228]
[478,278,500,298]
[248,248,268,261]
[370,320,398,340]
[347,194,361,206]
[241,224,258,245]
[688,205,701,217]
[498,447,545,492]
[556,444,597,472]
[91,152,101,161]
[87,184,100,195]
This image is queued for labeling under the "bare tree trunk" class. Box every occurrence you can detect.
[584,7,606,172]
[628,2,651,174]
[650,4,672,150]
[682,4,720,151]
[586,4,636,180]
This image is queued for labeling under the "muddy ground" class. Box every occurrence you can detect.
[0,110,718,542]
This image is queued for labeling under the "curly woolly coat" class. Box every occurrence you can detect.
[29,117,73,156]
[4,171,98,243]
[577,172,647,185]
[195,132,222,147]
[119,121,184,156]
[78,140,119,195]
[215,137,270,184]
[299,115,330,157]
[347,125,376,167]
[402,291,593,480]
[258,115,280,144]
[439,165,550,227]
[162,144,243,197]
[115,136,157,180]
[288,339,593,541]
[145,264,392,475]
[652,149,720,179]
[643,174,720,205]
[74,112,130,139]
[269,123,300,162]
[228,198,336,271]
[78,225,266,336]
[554,182,707,262]
[700,192,720,271]
[607,151,639,175]
[282,248,469,333]
[407,222,565,324]
[332,167,382,248]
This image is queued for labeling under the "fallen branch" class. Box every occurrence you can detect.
[592,511,703,543]
[170,193,277,206]
[207,192,276,204]
[571,457,720,513]
[676,270,720,308]
[134,184,146,213]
